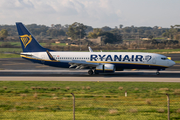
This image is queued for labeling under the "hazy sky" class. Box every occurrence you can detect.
[0,0,180,28]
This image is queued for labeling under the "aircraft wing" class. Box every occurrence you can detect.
[46,51,99,69]
[69,60,99,69]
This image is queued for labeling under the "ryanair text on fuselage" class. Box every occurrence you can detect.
[90,54,152,62]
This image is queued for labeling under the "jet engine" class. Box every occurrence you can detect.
[95,64,115,73]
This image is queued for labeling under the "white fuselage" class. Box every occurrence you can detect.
[21,51,175,70]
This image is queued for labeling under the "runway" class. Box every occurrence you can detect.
[0,55,180,82]
[0,70,180,82]
[0,76,180,82]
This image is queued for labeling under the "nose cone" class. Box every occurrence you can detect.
[169,60,175,67]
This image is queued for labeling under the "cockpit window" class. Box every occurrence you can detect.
[161,57,168,60]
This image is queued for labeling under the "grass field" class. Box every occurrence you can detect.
[0,81,180,120]
[0,42,66,47]
[1,47,180,54]
[0,48,22,53]
[101,49,180,54]
[1,42,180,53]
[175,61,180,63]
[0,42,21,46]
[0,53,20,58]
[0,47,180,59]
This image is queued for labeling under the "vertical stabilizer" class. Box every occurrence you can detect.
[16,22,52,52]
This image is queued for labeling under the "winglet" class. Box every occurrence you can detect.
[88,46,93,52]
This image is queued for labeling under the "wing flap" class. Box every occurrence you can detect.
[69,61,99,69]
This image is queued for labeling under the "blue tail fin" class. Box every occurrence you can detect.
[16,22,52,52]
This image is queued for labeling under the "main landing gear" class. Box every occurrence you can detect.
[88,69,93,75]
[156,70,160,75]
[88,69,99,75]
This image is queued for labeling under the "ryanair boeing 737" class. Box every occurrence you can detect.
[16,22,175,75]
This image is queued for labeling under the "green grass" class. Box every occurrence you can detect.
[154,37,165,40]
[0,48,180,54]
[175,61,180,63]
[0,48,22,53]
[51,43,66,46]
[0,81,180,119]
[0,42,66,47]
[0,42,21,46]
[0,53,20,58]
[39,42,66,46]
[101,49,180,54]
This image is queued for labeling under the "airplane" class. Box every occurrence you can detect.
[16,22,175,75]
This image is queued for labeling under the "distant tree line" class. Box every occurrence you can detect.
[162,25,180,40]
[121,26,168,40]
[0,23,180,45]
[0,29,8,40]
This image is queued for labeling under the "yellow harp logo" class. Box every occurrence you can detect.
[20,35,32,48]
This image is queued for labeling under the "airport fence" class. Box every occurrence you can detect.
[0,90,180,120]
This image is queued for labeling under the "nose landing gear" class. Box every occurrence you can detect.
[156,70,160,75]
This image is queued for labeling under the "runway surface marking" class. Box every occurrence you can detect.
[0,77,179,82]
[0,70,179,82]
[2,63,26,66]
[35,66,51,68]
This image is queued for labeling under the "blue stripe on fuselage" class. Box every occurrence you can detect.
[22,56,69,68]
[22,56,167,70]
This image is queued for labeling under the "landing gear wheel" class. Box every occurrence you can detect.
[88,69,93,75]
[156,71,160,75]
[94,70,99,74]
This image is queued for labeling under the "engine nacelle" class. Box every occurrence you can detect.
[95,64,115,73]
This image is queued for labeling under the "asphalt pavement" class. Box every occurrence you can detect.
[0,54,179,82]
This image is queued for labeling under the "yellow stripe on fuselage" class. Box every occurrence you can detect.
[46,50,54,59]
[20,55,60,62]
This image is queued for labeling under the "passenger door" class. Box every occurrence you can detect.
[152,58,156,64]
